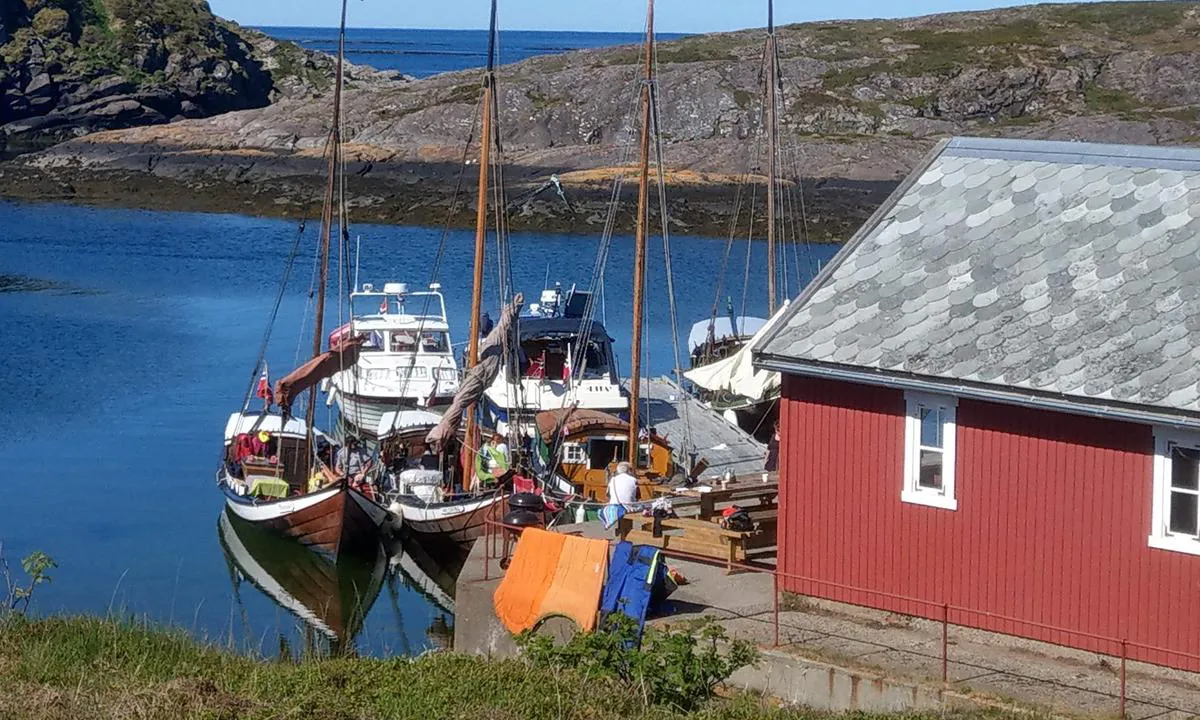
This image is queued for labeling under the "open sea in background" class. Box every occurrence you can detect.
[0,28,829,657]
[259,27,686,78]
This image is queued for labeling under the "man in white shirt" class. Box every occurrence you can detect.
[607,461,639,508]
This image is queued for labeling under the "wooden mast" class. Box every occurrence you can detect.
[627,0,654,467]
[765,0,779,314]
[306,0,348,461]
[463,0,498,484]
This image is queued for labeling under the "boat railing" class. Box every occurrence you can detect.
[352,285,450,324]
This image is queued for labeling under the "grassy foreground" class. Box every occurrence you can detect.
[0,616,1014,720]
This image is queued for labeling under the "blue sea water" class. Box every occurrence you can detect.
[0,28,833,656]
[259,27,685,78]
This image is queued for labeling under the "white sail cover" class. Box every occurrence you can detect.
[683,300,791,401]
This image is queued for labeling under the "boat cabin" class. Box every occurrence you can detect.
[376,409,463,504]
[222,412,322,498]
[327,282,461,433]
[536,409,673,502]
[483,316,627,430]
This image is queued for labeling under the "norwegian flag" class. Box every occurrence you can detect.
[256,365,273,405]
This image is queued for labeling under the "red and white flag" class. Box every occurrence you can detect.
[256,365,273,405]
[379,298,388,314]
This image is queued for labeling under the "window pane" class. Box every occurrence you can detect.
[1170,445,1200,490]
[1169,491,1199,536]
[918,449,944,491]
[919,406,943,448]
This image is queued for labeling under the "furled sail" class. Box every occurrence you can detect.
[426,294,524,451]
[683,300,791,402]
[274,335,364,413]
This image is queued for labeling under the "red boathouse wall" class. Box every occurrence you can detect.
[778,375,1200,671]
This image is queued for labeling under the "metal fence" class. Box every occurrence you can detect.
[479,508,1200,718]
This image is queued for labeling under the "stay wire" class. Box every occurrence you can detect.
[648,40,693,457]
[240,220,308,414]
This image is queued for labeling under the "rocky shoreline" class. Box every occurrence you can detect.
[7,2,1200,238]
[0,133,914,238]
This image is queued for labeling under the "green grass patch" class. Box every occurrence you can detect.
[525,88,564,110]
[656,35,740,64]
[1045,1,1190,36]
[821,63,885,90]
[1083,85,1144,114]
[0,616,1034,719]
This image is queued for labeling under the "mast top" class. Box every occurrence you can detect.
[486,0,499,74]
[768,0,774,34]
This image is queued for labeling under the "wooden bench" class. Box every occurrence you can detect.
[617,514,763,573]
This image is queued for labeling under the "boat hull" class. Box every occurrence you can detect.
[221,480,389,559]
[334,390,446,438]
[393,492,504,544]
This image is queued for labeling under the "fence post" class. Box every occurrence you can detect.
[773,571,780,648]
[483,507,492,581]
[1120,639,1127,719]
[941,603,950,684]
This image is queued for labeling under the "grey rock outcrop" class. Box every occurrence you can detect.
[0,0,404,153]
[6,1,1200,238]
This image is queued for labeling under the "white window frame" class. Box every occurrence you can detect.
[1149,427,1200,556]
[902,391,958,511]
[562,442,587,465]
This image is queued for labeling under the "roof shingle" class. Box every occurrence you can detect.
[758,137,1200,417]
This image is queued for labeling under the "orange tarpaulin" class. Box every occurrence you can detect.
[493,528,609,634]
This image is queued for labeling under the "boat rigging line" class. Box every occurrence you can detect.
[648,51,695,461]
[238,219,307,416]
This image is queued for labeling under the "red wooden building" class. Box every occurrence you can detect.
[755,138,1200,672]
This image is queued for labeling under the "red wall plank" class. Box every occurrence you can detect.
[778,375,1200,672]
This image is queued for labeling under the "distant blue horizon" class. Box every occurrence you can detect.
[213,0,1121,35]
[260,27,684,78]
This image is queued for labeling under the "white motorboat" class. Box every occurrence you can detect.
[325,282,460,436]
[480,284,627,435]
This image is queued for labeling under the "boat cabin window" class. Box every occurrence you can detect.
[580,341,611,378]
[562,442,587,464]
[522,340,567,379]
[420,331,450,354]
[362,331,384,352]
[391,330,418,353]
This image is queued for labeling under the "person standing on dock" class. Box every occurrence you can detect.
[608,461,639,509]
[764,422,780,472]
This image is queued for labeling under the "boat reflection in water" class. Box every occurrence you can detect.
[219,508,467,656]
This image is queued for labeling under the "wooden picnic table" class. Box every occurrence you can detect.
[619,496,779,573]
[652,479,779,520]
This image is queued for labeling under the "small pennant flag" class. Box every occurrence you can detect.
[256,365,273,404]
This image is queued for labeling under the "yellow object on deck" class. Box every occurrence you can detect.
[493,528,609,634]
[249,477,290,499]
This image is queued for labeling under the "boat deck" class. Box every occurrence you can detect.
[629,377,766,481]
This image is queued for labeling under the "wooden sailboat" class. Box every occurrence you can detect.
[684,0,791,441]
[383,0,515,542]
[216,0,392,559]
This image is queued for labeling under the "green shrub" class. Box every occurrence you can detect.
[518,615,758,712]
[32,7,69,37]
[1,546,56,616]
